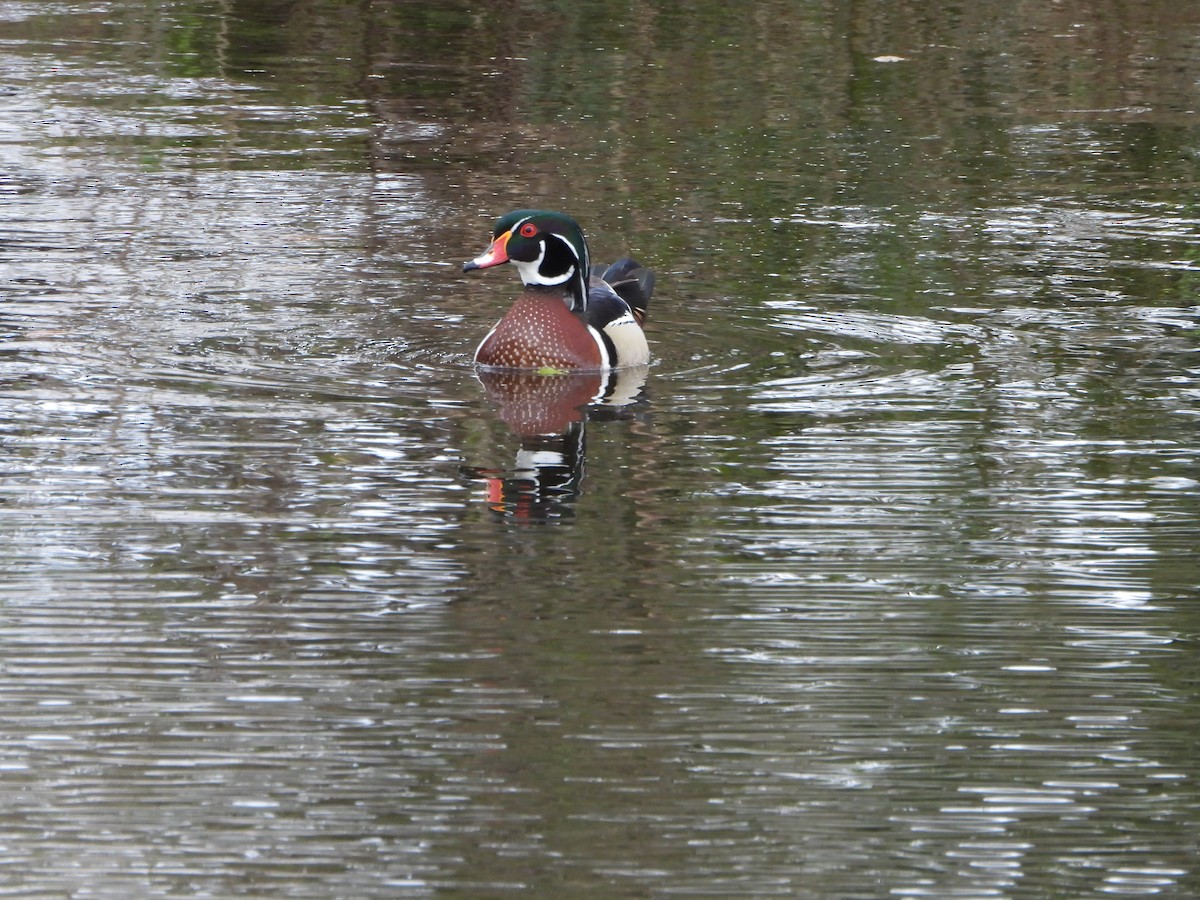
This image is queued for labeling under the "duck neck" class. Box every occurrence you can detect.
[522,281,579,312]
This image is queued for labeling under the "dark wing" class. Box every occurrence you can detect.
[585,277,636,332]
[590,258,654,325]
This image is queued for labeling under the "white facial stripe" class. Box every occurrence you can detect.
[513,240,577,288]
[548,232,583,305]
[548,232,576,260]
[512,242,547,286]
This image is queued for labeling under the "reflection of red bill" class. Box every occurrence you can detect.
[486,477,503,507]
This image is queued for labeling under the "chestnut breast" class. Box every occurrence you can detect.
[475,290,604,370]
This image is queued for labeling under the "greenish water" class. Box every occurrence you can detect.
[0,1,1198,896]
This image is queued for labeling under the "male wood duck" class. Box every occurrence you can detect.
[463,209,654,370]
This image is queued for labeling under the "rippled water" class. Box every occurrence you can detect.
[1,1,1199,896]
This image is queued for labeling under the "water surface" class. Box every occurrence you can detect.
[0,1,1198,896]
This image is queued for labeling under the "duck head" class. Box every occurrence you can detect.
[463,209,591,312]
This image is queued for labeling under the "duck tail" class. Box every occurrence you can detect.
[593,258,655,325]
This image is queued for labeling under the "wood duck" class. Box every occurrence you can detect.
[463,210,654,370]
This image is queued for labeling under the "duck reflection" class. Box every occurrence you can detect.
[467,365,648,521]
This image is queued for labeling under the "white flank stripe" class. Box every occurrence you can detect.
[587,325,611,367]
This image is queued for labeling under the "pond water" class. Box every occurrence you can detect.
[1,0,1198,896]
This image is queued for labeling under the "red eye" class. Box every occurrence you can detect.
[518,222,538,238]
